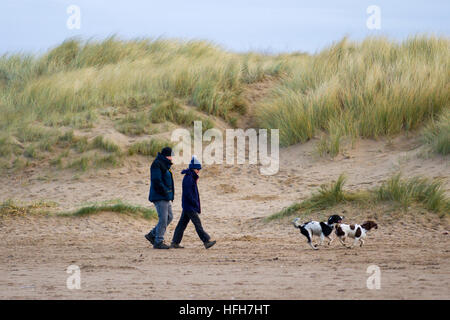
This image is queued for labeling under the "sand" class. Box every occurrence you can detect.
[1,134,449,299]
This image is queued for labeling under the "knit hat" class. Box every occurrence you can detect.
[189,155,202,170]
[161,147,173,157]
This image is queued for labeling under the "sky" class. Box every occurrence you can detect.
[0,0,448,55]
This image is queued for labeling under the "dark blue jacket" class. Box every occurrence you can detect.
[148,153,174,202]
[181,168,201,213]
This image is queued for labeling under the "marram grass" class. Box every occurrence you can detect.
[0,35,448,170]
[267,173,449,221]
[0,198,156,220]
[256,36,450,151]
[421,109,450,155]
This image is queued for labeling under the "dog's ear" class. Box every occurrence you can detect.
[328,214,342,224]
[362,221,377,230]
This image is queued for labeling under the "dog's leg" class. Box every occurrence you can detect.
[326,235,333,245]
[360,239,365,247]
[308,241,318,250]
[338,237,347,247]
[300,227,317,250]
[309,231,318,249]
[319,234,325,246]
[348,238,359,249]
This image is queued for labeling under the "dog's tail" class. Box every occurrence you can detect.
[292,218,301,228]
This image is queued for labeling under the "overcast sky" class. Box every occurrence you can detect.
[0,0,448,54]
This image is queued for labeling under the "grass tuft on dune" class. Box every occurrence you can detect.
[0,199,57,216]
[421,109,450,155]
[61,200,156,220]
[267,173,449,221]
[0,199,156,220]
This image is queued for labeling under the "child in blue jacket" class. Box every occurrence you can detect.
[171,156,216,249]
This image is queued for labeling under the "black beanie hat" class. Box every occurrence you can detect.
[161,147,173,157]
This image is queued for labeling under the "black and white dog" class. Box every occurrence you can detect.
[293,215,344,250]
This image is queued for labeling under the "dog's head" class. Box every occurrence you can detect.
[361,220,378,231]
[327,214,344,225]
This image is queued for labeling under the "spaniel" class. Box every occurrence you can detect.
[335,221,378,248]
[293,215,344,250]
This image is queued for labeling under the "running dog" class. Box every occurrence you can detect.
[335,221,378,248]
[293,215,344,250]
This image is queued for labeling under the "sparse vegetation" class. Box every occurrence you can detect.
[92,136,121,154]
[0,198,156,220]
[59,200,156,220]
[421,109,450,155]
[12,157,27,170]
[73,136,89,153]
[68,155,90,171]
[0,199,57,216]
[24,145,39,159]
[0,135,20,157]
[68,152,123,171]
[128,139,172,157]
[267,174,370,220]
[267,173,449,220]
[115,112,160,136]
[93,153,123,168]
[57,130,75,144]
[377,174,449,214]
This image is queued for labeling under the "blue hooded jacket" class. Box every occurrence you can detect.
[148,153,174,202]
[181,168,201,213]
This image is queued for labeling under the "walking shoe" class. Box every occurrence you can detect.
[145,233,155,245]
[153,242,170,249]
[204,240,216,249]
[170,242,184,249]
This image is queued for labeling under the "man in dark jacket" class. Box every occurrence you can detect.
[171,156,216,249]
[145,147,175,249]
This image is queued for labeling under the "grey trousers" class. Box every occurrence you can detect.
[149,200,173,244]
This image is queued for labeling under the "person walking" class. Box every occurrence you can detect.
[171,156,216,249]
[145,147,175,249]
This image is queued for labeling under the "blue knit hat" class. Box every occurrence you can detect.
[189,155,202,170]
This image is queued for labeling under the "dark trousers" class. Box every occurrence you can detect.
[172,211,210,244]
